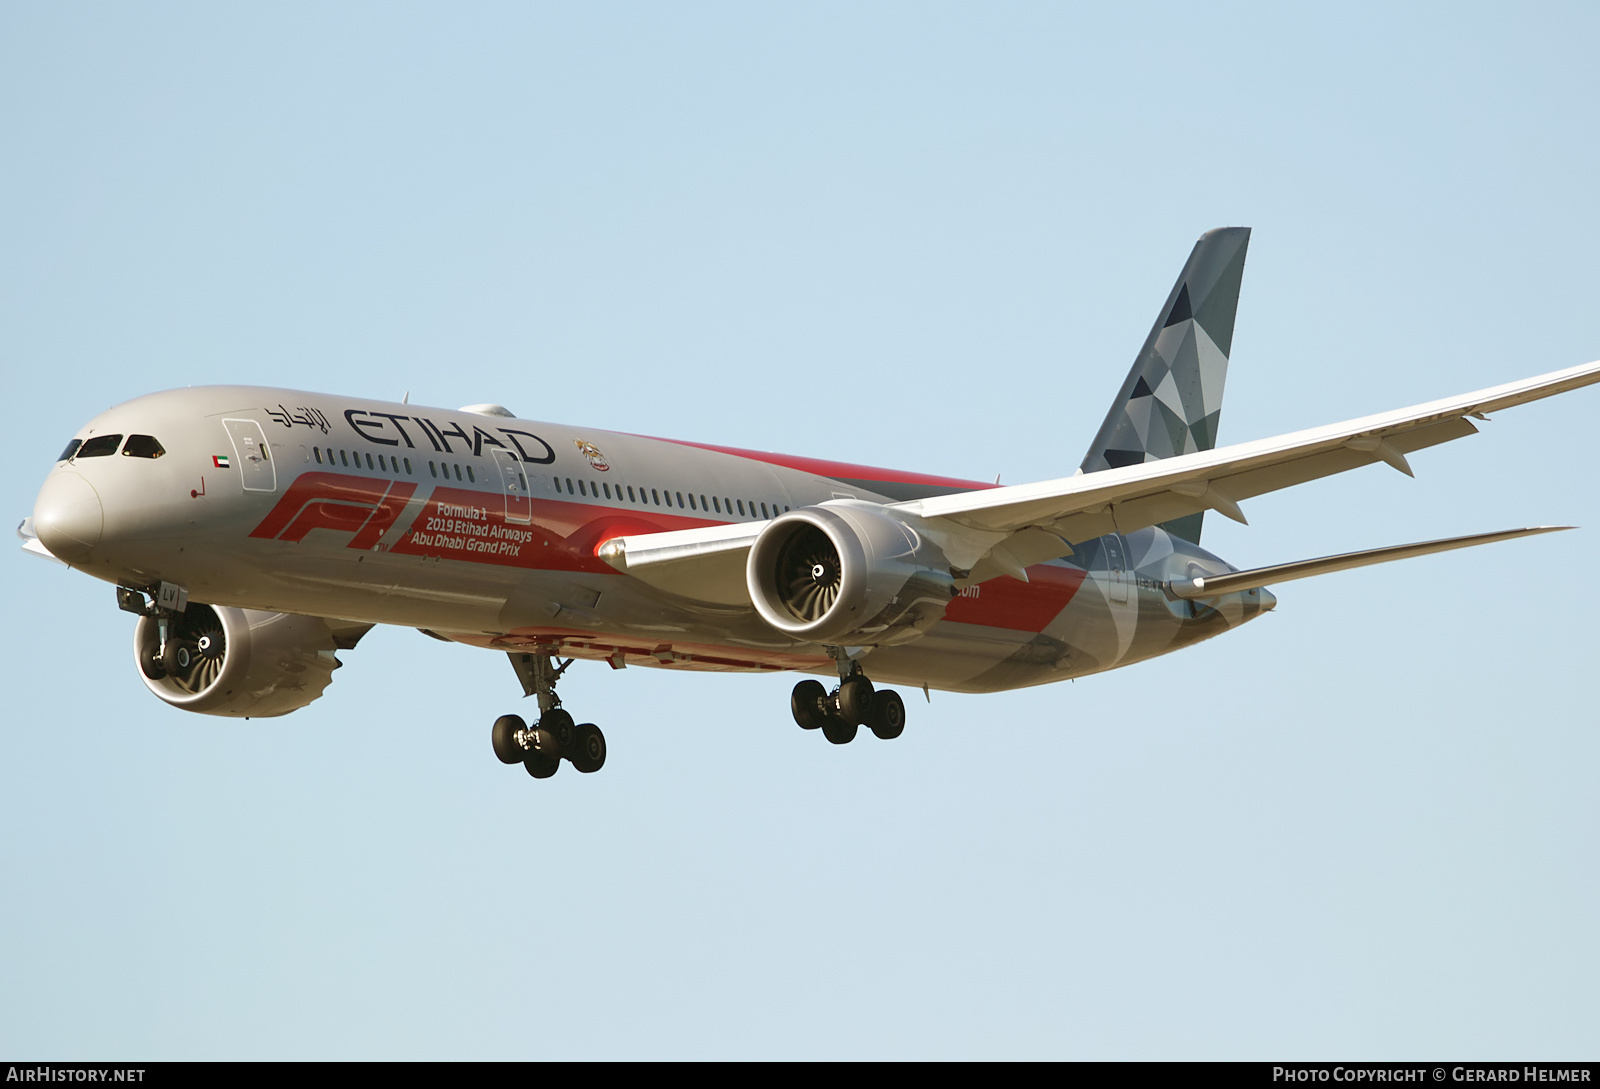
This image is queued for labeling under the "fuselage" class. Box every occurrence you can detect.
[30,386,1273,694]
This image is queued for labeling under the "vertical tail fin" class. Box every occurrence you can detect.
[1079,226,1251,543]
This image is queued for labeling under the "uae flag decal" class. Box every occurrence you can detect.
[213,454,231,468]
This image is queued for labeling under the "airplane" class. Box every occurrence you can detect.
[20,227,1600,782]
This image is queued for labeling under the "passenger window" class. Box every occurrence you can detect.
[652,489,660,505]
[467,465,475,483]
[603,483,612,499]
[761,503,769,518]
[122,435,165,459]
[340,450,349,467]
[688,494,696,510]
[454,464,462,481]
[430,462,438,478]
[404,458,412,475]
[76,434,122,458]
[700,494,709,511]
[676,491,684,508]
[314,448,323,464]
[737,500,745,516]
[58,439,82,462]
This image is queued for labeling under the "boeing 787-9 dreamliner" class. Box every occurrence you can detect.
[23,228,1600,781]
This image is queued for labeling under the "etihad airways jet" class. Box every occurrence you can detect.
[21,228,1600,781]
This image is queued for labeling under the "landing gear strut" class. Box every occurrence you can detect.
[790,650,908,745]
[490,651,608,780]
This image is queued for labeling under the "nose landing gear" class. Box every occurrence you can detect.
[491,651,608,781]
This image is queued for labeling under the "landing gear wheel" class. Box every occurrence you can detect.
[791,679,828,730]
[524,752,560,779]
[821,718,858,745]
[570,723,607,773]
[139,642,167,681]
[868,690,906,740]
[162,639,193,676]
[539,708,575,758]
[491,714,527,764]
[837,675,875,725]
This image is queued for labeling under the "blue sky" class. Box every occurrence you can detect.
[3,3,1597,1058]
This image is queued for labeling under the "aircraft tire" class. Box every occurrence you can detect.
[139,643,167,681]
[837,676,874,726]
[492,714,527,764]
[821,719,858,745]
[570,723,607,773]
[868,690,906,740]
[791,680,827,730]
[539,708,575,757]
[524,751,560,779]
[162,639,192,677]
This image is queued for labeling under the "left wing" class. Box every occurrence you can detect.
[600,360,1600,597]
[901,358,1600,578]
[596,521,759,605]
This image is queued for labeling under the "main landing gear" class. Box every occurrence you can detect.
[491,652,607,780]
[790,653,907,745]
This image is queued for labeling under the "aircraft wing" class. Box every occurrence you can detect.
[601,360,1600,597]
[897,359,1600,574]
[596,520,760,605]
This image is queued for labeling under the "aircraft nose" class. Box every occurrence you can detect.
[33,470,103,562]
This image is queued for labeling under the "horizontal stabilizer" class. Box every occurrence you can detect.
[1167,526,1571,599]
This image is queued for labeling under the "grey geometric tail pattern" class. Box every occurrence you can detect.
[1079,226,1251,543]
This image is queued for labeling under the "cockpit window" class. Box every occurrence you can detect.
[122,434,166,459]
[75,434,123,458]
[58,439,82,462]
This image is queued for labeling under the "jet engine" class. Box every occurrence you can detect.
[747,501,956,646]
[132,604,343,717]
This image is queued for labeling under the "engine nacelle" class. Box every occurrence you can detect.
[747,501,956,646]
[133,604,342,717]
